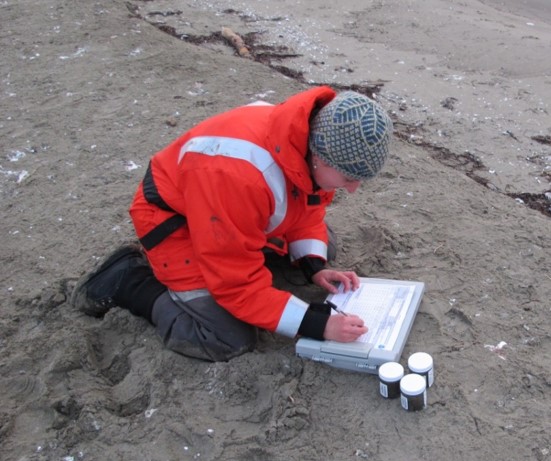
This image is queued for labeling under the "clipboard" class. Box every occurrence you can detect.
[295,278,425,373]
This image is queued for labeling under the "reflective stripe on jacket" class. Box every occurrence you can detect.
[129,86,336,336]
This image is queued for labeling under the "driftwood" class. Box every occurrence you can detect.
[221,27,251,58]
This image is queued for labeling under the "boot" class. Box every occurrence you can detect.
[71,243,166,322]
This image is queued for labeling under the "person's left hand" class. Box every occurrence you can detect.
[311,269,360,294]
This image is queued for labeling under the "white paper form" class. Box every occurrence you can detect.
[329,281,415,350]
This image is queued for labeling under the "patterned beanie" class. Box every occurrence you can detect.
[309,91,393,180]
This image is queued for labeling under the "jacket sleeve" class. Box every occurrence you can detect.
[181,162,309,336]
[285,191,335,262]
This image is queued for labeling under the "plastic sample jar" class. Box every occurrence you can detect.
[400,373,427,411]
[378,362,404,399]
[408,352,434,388]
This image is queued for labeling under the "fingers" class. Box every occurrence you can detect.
[347,314,365,327]
[341,271,360,290]
[340,315,367,341]
[333,271,354,291]
[312,269,360,293]
[346,315,367,332]
[350,272,360,290]
[323,315,368,342]
[336,271,359,292]
[325,280,339,294]
[312,270,341,293]
[339,274,352,292]
[339,324,368,342]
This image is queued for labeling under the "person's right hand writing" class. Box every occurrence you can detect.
[323,314,368,342]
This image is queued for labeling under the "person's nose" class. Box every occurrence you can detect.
[345,181,360,193]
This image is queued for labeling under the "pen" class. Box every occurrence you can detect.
[326,300,349,316]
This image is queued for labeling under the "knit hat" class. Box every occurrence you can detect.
[309,91,393,180]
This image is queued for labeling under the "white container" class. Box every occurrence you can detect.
[408,352,434,388]
[400,373,427,411]
[378,362,404,399]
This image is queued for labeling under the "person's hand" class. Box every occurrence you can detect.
[323,314,368,342]
[311,269,360,294]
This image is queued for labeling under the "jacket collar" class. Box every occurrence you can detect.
[266,86,336,194]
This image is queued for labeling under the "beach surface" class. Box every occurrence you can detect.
[1,0,550,460]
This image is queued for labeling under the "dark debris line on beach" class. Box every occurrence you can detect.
[126,2,551,219]
[125,2,384,97]
[394,126,551,218]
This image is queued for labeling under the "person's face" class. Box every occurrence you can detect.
[311,155,361,193]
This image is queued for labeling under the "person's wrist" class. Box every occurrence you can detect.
[299,257,326,283]
[297,307,330,340]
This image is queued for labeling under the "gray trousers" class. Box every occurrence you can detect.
[151,228,337,362]
[152,289,258,362]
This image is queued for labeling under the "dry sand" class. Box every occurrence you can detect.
[1,0,550,460]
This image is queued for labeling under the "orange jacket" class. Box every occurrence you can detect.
[129,86,336,336]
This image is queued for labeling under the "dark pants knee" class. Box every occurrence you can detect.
[152,291,258,362]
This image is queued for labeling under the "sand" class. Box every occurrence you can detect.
[1,0,550,460]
